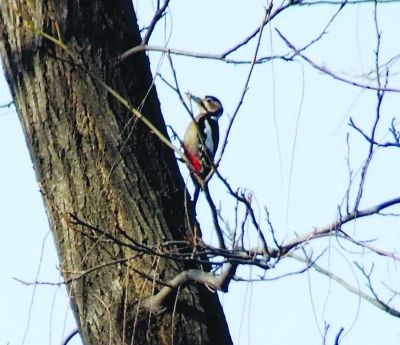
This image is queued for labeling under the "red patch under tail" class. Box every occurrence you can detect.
[187,152,203,174]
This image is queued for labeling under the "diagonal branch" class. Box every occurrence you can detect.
[220,1,280,57]
[294,255,400,318]
[355,263,400,317]
[142,0,171,44]
[278,196,400,255]
[276,29,400,93]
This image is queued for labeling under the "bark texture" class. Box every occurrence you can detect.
[0,1,232,344]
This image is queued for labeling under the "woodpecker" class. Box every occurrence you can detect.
[183,94,223,203]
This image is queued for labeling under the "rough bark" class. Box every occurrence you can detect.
[0,1,232,344]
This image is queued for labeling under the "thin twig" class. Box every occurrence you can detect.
[355,263,400,317]
[337,231,400,261]
[216,172,269,255]
[276,29,400,93]
[278,197,400,255]
[165,54,193,117]
[203,185,227,250]
[349,118,400,148]
[142,0,171,44]
[217,5,273,164]
[295,256,400,317]
[353,3,387,212]
[298,0,400,4]
[334,327,344,345]
[121,2,289,64]
[0,101,13,108]
[61,328,79,345]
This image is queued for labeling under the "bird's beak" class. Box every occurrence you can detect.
[186,92,203,107]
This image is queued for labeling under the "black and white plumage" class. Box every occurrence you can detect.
[183,94,223,203]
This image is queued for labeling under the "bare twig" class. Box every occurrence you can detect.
[322,323,330,345]
[61,328,79,345]
[12,254,173,289]
[203,185,227,250]
[337,231,400,261]
[142,0,171,44]
[265,207,282,251]
[121,2,289,64]
[220,1,285,57]
[298,0,400,4]
[298,0,347,53]
[334,327,344,345]
[119,44,289,65]
[355,263,400,317]
[296,256,400,318]
[278,197,400,255]
[217,5,273,164]
[165,54,193,117]
[216,172,269,255]
[353,3,388,212]
[239,203,250,249]
[0,101,13,108]
[389,117,400,143]
[276,29,400,93]
[349,117,400,148]
[345,133,353,214]
[93,76,186,162]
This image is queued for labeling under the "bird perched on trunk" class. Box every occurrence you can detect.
[183,94,223,205]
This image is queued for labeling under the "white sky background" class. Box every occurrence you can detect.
[1,1,400,344]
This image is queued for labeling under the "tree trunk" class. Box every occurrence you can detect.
[0,1,232,344]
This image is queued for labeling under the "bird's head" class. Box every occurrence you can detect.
[188,93,223,119]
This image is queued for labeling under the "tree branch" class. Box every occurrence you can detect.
[349,117,400,148]
[0,101,13,108]
[141,0,171,44]
[119,43,289,65]
[276,29,400,93]
[355,263,400,317]
[140,263,238,313]
[61,328,79,345]
[298,0,400,4]
[294,255,400,318]
[203,185,227,250]
[277,197,400,255]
